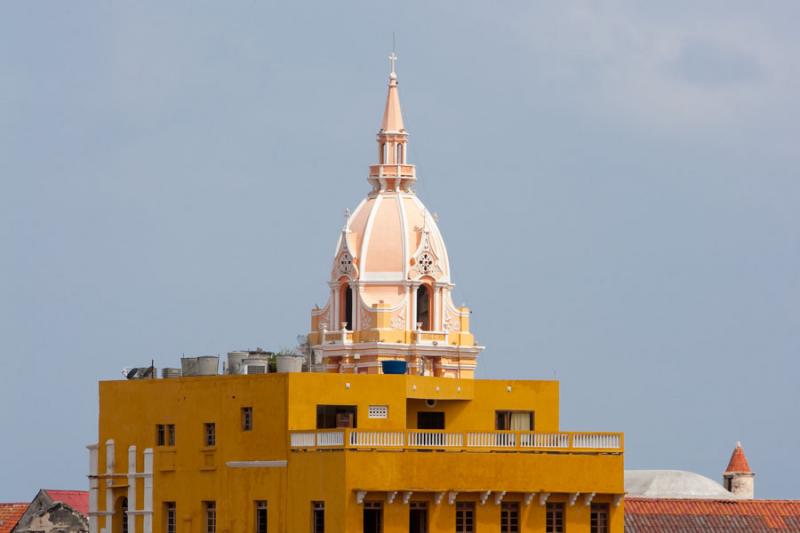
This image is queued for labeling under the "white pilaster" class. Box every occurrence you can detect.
[105,440,114,532]
[143,448,153,533]
[87,444,99,533]
[127,446,137,533]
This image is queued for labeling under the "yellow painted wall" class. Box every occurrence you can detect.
[96,372,622,532]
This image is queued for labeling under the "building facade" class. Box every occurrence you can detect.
[88,57,625,533]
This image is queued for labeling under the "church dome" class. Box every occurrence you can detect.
[333,194,451,295]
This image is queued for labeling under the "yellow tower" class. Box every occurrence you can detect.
[309,54,481,378]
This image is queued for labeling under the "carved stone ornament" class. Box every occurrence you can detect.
[360,310,373,329]
[391,314,405,330]
[337,251,354,276]
[444,315,461,332]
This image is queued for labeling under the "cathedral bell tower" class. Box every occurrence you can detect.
[308,54,483,378]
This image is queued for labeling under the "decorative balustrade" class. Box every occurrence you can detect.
[289,430,622,453]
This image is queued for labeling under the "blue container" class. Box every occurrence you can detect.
[381,360,408,375]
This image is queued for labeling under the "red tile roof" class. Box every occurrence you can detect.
[726,441,753,473]
[0,503,28,533]
[43,490,89,515]
[626,498,800,532]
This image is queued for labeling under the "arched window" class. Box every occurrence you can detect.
[396,143,404,163]
[416,285,431,331]
[341,283,353,331]
[120,497,129,533]
[381,143,388,164]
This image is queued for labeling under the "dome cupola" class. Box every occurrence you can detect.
[308,54,482,378]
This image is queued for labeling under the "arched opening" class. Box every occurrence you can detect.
[114,496,129,533]
[416,285,431,331]
[341,283,353,331]
[396,143,404,163]
[381,143,388,164]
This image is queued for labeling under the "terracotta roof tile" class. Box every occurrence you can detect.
[726,441,753,473]
[626,498,800,532]
[0,502,28,533]
[43,490,89,515]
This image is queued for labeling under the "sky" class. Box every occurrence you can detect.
[1,1,799,500]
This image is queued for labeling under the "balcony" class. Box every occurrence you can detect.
[289,429,623,454]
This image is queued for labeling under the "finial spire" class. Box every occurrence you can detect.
[389,51,398,79]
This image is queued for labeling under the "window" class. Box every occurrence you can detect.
[255,500,267,533]
[316,405,357,429]
[546,503,565,533]
[496,411,534,431]
[455,502,474,533]
[157,424,176,446]
[591,503,609,533]
[242,407,253,431]
[341,283,353,331]
[204,501,216,533]
[121,497,129,533]
[363,501,382,533]
[416,285,431,331]
[164,502,176,533]
[409,502,427,533]
[204,423,216,447]
[312,501,324,533]
[417,411,445,430]
[500,502,519,533]
[367,405,388,419]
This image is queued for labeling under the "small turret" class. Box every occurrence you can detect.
[723,441,755,498]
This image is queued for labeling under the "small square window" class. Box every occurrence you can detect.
[242,407,253,431]
[367,405,388,419]
[204,423,216,447]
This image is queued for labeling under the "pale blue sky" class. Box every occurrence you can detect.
[1,1,799,500]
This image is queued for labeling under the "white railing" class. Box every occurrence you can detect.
[316,431,345,447]
[572,433,621,449]
[349,431,405,448]
[290,432,316,447]
[520,432,570,448]
[408,431,464,448]
[466,432,516,448]
[289,430,622,452]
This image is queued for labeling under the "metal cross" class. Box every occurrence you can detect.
[388,52,398,75]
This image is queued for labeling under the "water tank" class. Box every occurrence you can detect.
[161,368,182,379]
[243,355,270,375]
[181,356,219,376]
[276,355,304,373]
[381,360,407,375]
[226,351,249,375]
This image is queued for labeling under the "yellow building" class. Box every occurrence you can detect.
[88,55,625,533]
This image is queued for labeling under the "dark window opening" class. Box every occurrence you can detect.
[121,497,128,533]
[416,285,431,331]
[409,502,428,533]
[242,407,253,431]
[204,422,216,447]
[255,500,267,533]
[455,502,474,533]
[165,502,176,533]
[591,503,609,533]
[204,501,216,533]
[316,405,357,429]
[546,503,565,533]
[342,284,353,331]
[495,411,534,431]
[501,502,519,533]
[417,412,445,430]
[167,424,175,445]
[363,501,382,533]
[156,425,165,446]
[312,501,324,533]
